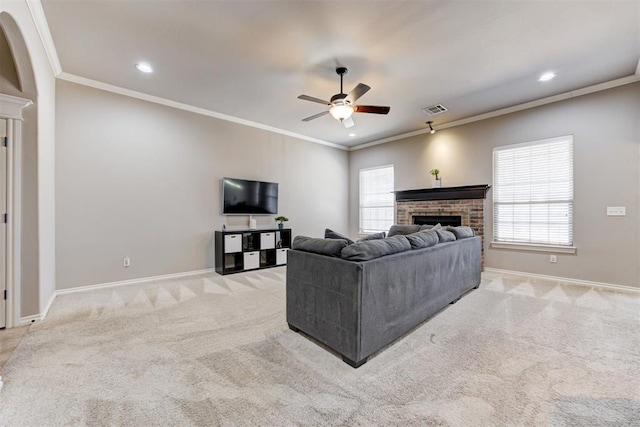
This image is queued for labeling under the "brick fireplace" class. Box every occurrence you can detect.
[395,185,491,264]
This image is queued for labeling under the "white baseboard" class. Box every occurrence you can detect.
[483,267,640,293]
[40,290,58,321]
[55,268,216,296]
[17,268,217,325]
[19,314,42,326]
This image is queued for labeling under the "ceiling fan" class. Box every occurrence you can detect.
[298,67,390,128]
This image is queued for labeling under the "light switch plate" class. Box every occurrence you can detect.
[606,207,626,216]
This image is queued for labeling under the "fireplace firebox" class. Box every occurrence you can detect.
[413,215,462,227]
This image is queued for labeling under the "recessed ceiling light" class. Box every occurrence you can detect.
[349,133,356,137]
[538,72,556,82]
[135,62,153,73]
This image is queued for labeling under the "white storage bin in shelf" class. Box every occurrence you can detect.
[260,232,275,249]
[243,251,260,270]
[276,248,288,265]
[224,234,242,253]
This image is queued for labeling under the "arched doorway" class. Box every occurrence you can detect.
[0,12,37,328]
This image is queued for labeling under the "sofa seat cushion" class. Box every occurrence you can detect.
[447,226,475,239]
[434,228,456,242]
[387,225,421,237]
[406,229,439,249]
[341,235,411,261]
[324,228,354,245]
[292,236,349,257]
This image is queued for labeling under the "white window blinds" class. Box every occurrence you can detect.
[493,136,573,246]
[359,165,394,233]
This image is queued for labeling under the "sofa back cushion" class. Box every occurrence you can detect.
[324,228,354,245]
[434,228,456,242]
[358,231,386,242]
[419,223,442,231]
[446,226,475,239]
[405,229,439,249]
[341,235,412,261]
[292,236,349,257]
[387,225,421,237]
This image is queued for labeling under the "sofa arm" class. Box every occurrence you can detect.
[286,250,363,362]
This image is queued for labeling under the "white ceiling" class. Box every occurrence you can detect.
[40,0,640,148]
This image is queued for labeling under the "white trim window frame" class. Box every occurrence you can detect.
[492,135,574,251]
[359,165,395,234]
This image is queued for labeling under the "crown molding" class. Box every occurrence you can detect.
[58,72,346,151]
[0,93,33,120]
[350,74,640,151]
[26,0,343,150]
[24,0,640,152]
[25,0,62,76]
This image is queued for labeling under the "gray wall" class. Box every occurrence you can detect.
[349,83,640,288]
[55,80,349,289]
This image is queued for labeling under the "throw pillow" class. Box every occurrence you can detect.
[324,228,354,245]
[419,223,442,231]
[357,231,386,242]
[446,226,475,239]
[405,229,439,249]
[292,236,349,257]
[341,235,411,261]
[387,225,421,237]
[434,228,456,243]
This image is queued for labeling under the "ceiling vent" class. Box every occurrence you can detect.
[422,104,448,116]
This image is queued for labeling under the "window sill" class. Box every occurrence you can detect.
[490,241,577,254]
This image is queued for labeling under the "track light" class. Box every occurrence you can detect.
[427,121,435,134]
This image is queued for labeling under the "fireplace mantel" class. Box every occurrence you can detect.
[394,184,491,202]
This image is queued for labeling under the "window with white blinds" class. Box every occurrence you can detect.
[493,136,573,246]
[359,165,394,233]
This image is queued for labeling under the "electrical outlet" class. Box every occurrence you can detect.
[123,257,130,267]
[550,255,557,263]
[607,207,626,216]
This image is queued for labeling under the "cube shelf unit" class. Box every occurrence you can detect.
[214,228,291,275]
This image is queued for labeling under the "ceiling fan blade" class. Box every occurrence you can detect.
[345,83,371,104]
[343,117,355,128]
[302,110,329,122]
[354,105,390,115]
[298,94,330,105]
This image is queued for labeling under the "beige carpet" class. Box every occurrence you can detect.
[0,268,639,426]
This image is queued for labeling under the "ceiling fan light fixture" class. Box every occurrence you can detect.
[298,66,389,125]
[329,103,354,120]
[427,121,435,134]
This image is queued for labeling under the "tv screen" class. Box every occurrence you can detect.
[222,178,278,215]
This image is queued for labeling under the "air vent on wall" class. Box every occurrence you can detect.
[422,104,448,116]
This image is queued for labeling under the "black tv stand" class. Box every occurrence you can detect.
[214,228,291,275]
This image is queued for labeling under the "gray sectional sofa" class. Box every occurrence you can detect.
[286,226,481,367]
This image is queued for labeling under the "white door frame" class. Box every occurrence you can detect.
[0,93,32,328]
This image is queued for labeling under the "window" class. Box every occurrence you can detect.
[359,165,394,233]
[493,136,573,248]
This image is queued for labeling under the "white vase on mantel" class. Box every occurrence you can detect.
[432,179,441,188]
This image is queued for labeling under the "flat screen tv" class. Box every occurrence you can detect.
[222,177,278,215]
